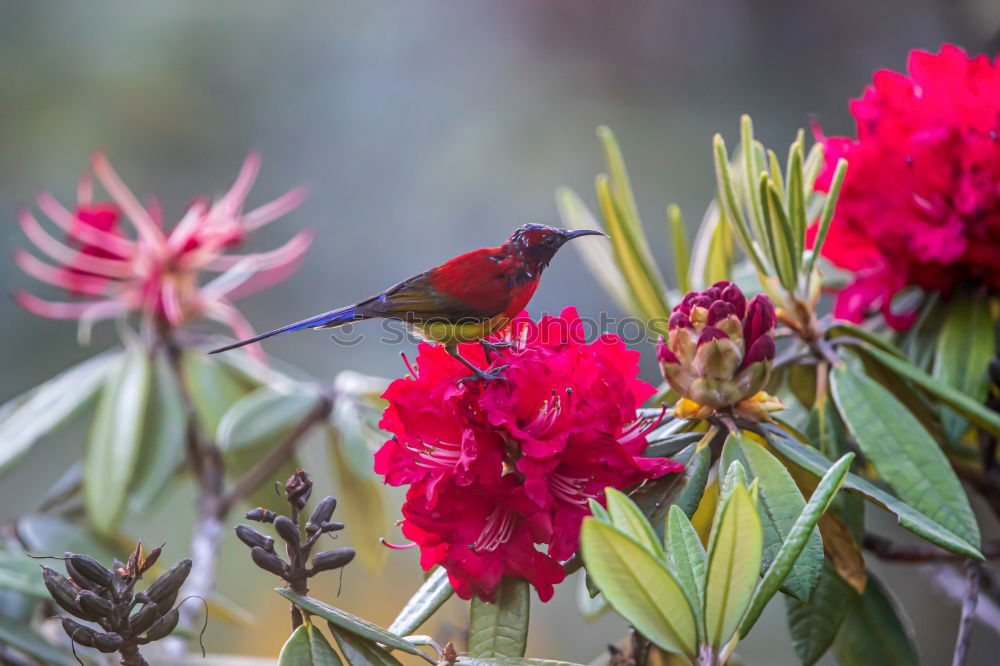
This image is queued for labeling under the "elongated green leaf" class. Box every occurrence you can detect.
[631,443,708,541]
[180,351,255,438]
[788,364,817,409]
[469,577,530,658]
[665,505,706,638]
[831,574,917,666]
[934,295,996,441]
[765,426,983,559]
[277,589,419,655]
[279,623,343,666]
[0,551,47,597]
[605,488,663,558]
[576,573,609,622]
[330,433,388,571]
[0,350,120,475]
[804,158,847,281]
[739,452,853,636]
[85,345,151,534]
[704,484,761,648]
[0,614,75,665]
[826,323,907,359]
[787,139,806,258]
[668,204,691,294]
[556,187,635,315]
[730,434,823,603]
[388,567,453,637]
[831,364,979,548]
[129,353,186,512]
[218,385,321,453]
[581,519,697,657]
[785,562,857,666]
[674,445,712,518]
[329,623,401,666]
[713,135,768,275]
[855,343,1000,437]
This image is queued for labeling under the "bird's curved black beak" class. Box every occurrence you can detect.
[561,228,608,241]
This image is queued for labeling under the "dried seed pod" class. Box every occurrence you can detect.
[320,521,346,533]
[273,516,300,546]
[129,601,161,636]
[307,496,337,529]
[310,548,355,573]
[144,559,192,609]
[76,589,114,618]
[250,546,288,577]
[41,566,87,617]
[284,469,313,509]
[141,608,179,642]
[61,617,98,647]
[65,553,112,591]
[246,507,277,523]
[139,543,163,575]
[235,524,275,552]
[92,632,125,654]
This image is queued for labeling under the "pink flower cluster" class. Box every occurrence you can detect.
[374,308,682,602]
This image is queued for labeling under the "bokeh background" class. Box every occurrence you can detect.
[3,2,1000,664]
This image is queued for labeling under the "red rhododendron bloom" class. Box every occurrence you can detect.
[811,45,1000,329]
[15,153,309,352]
[375,307,682,602]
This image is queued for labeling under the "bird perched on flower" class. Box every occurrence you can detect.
[210,224,605,381]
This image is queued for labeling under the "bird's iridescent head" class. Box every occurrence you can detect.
[506,223,606,271]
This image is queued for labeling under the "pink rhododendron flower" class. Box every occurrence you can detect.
[15,153,309,350]
[812,45,1000,329]
[375,307,682,602]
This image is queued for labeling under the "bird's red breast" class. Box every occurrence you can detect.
[427,246,538,318]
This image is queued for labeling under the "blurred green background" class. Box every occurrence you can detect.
[2,2,1000,663]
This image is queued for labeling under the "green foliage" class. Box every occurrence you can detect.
[469,577,532,659]
[831,575,918,666]
[388,566,454,637]
[279,623,343,666]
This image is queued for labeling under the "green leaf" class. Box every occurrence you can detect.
[704,483,762,647]
[329,623,402,666]
[739,452,853,636]
[785,562,857,666]
[674,445,712,518]
[630,443,709,541]
[218,385,321,453]
[388,566,453,637]
[330,431,388,572]
[576,573,609,622]
[668,204,691,294]
[854,343,1000,437]
[129,353,186,512]
[831,364,980,548]
[713,135,768,275]
[604,488,663,558]
[0,551,47,597]
[0,614,75,665]
[765,426,983,559]
[788,364,817,409]
[0,350,120,475]
[279,623,343,666]
[933,295,997,441]
[180,351,255,438]
[831,574,918,666]
[85,345,152,534]
[469,577,530,658]
[729,434,823,603]
[665,505,706,638]
[804,157,847,281]
[580,519,697,657]
[278,589,418,655]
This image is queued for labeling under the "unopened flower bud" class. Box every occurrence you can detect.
[235,524,275,552]
[310,548,356,573]
[250,546,288,577]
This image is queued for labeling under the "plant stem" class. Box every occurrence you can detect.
[118,644,149,666]
[863,534,1000,562]
[951,561,982,666]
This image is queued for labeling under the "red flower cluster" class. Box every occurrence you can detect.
[812,45,1000,329]
[374,307,682,602]
[15,153,309,351]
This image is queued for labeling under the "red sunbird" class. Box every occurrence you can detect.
[209,224,606,382]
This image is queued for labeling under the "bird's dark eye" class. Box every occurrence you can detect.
[544,236,558,246]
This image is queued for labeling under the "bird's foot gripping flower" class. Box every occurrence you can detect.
[375,307,683,602]
[14,153,309,351]
[658,282,781,422]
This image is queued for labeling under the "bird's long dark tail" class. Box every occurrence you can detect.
[208,305,365,354]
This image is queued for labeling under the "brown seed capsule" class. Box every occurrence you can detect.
[141,607,179,642]
[246,507,277,523]
[284,469,313,509]
[307,496,337,529]
[61,617,97,647]
[41,566,87,618]
[250,546,288,577]
[273,516,300,546]
[129,601,161,636]
[320,521,346,533]
[139,543,163,575]
[310,548,356,573]
[92,632,125,654]
[65,553,112,591]
[76,589,114,618]
[235,524,275,552]
[144,559,192,609]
